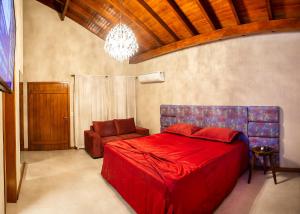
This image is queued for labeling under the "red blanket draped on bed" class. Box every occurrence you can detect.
[101,133,248,214]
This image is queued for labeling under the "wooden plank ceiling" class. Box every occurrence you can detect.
[36,0,300,63]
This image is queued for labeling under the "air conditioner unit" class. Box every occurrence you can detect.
[138,72,165,83]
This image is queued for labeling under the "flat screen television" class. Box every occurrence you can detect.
[0,0,16,93]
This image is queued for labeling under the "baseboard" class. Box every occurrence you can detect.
[276,167,300,173]
[254,166,300,173]
[22,147,77,150]
[17,162,27,200]
[69,146,77,149]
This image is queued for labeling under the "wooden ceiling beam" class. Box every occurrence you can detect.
[196,0,222,29]
[68,10,148,53]
[37,0,62,14]
[226,0,240,25]
[71,0,150,52]
[55,0,64,5]
[136,0,180,41]
[69,1,93,20]
[130,19,300,63]
[104,0,165,46]
[75,0,118,24]
[67,11,104,39]
[60,0,70,21]
[74,0,164,49]
[266,0,273,20]
[194,0,216,30]
[67,4,106,39]
[166,0,199,36]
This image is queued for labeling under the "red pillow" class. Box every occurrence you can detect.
[191,127,240,143]
[114,118,136,135]
[93,120,117,137]
[163,123,200,136]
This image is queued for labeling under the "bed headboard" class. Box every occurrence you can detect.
[160,105,280,165]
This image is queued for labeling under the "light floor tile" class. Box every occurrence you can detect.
[7,150,300,214]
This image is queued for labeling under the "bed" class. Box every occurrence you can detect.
[101,105,280,214]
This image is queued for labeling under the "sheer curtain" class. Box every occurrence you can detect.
[74,75,136,148]
[108,76,136,119]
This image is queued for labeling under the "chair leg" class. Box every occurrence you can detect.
[263,156,267,174]
[269,154,277,184]
[248,160,252,184]
[248,152,255,184]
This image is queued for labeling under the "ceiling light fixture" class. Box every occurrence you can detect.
[104,1,138,62]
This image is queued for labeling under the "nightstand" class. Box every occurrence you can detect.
[248,146,277,184]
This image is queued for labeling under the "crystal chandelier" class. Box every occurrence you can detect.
[104,22,139,61]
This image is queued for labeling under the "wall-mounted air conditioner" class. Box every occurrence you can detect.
[138,72,165,83]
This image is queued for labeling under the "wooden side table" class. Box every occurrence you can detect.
[248,146,277,184]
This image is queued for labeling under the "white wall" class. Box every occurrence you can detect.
[132,32,300,168]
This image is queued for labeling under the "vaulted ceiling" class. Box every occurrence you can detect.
[36,0,300,63]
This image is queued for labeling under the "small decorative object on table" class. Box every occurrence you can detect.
[248,146,277,184]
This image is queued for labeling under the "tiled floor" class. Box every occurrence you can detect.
[7,150,300,214]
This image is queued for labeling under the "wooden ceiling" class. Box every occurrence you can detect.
[36,0,300,63]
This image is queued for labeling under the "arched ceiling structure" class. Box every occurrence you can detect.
[36,0,300,63]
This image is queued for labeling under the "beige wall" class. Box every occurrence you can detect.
[23,0,130,82]
[23,0,300,168]
[23,0,131,148]
[15,0,23,189]
[133,33,300,168]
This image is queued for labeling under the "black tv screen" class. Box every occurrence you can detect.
[0,0,16,93]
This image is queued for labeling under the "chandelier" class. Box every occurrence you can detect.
[104,22,139,62]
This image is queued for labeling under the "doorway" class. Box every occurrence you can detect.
[27,82,70,150]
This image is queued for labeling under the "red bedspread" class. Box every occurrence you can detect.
[101,133,248,214]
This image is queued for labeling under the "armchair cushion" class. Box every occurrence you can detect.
[102,136,123,144]
[114,118,136,135]
[136,126,150,136]
[93,120,117,137]
[119,133,144,140]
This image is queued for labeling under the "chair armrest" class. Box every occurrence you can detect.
[84,130,101,146]
[90,125,94,131]
[136,126,149,136]
[85,130,100,138]
[84,130,103,158]
[90,131,101,140]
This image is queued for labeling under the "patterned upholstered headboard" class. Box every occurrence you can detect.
[160,105,280,166]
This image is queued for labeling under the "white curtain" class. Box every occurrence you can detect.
[74,75,136,148]
[108,76,136,119]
